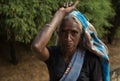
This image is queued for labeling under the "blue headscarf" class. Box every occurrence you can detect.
[69,10,110,81]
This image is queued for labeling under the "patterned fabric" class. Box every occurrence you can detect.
[60,49,85,81]
[69,11,110,81]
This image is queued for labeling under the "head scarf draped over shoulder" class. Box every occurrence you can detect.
[68,10,110,81]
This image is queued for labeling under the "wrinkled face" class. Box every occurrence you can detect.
[58,18,82,52]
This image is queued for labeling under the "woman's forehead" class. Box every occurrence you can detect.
[60,18,82,30]
[63,18,78,26]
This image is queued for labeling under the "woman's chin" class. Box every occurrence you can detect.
[64,46,76,52]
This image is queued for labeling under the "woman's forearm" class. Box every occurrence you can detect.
[31,9,65,52]
[31,1,78,60]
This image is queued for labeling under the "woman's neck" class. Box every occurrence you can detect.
[61,48,76,63]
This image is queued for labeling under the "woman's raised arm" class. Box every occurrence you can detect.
[31,1,79,61]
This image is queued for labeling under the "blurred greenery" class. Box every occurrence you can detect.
[0,0,119,45]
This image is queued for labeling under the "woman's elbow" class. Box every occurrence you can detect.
[31,43,42,53]
[31,43,49,61]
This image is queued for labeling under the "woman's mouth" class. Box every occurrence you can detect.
[66,43,73,48]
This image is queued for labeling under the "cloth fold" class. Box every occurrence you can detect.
[69,10,110,81]
[60,49,85,81]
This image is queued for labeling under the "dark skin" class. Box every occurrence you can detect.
[32,2,103,81]
[31,1,79,62]
[58,18,82,63]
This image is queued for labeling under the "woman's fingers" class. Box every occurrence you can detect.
[68,1,73,7]
[66,0,79,11]
[63,2,71,8]
[63,1,78,8]
[73,0,79,8]
[60,1,79,13]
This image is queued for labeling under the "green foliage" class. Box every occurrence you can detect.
[0,0,53,43]
[76,0,115,38]
[0,0,115,45]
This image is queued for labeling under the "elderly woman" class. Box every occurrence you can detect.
[31,1,110,81]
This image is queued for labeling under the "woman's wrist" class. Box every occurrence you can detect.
[47,9,66,29]
[55,8,66,18]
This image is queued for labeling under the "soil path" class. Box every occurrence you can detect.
[0,40,120,81]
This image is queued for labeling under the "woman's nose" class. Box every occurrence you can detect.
[66,34,72,42]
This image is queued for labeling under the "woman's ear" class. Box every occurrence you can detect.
[56,31,59,35]
[56,27,60,35]
[78,29,85,48]
[80,28,85,42]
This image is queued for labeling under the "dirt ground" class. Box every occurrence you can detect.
[0,43,49,81]
[0,40,120,81]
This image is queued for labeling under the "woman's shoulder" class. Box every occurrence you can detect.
[47,46,61,53]
[45,46,62,65]
[85,50,100,61]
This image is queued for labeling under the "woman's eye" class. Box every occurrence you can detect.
[59,30,66,35]
[72,30,78,35]
[61,30,66,34]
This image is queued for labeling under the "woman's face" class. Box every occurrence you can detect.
[58,18,82,53]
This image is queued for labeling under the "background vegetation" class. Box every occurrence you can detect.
[0,0,119,62]
[1,0,120,45]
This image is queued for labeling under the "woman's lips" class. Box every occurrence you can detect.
[65,43,73,48]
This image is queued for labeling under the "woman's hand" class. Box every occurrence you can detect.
[31,0,79,61]
[59,0,79,13]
